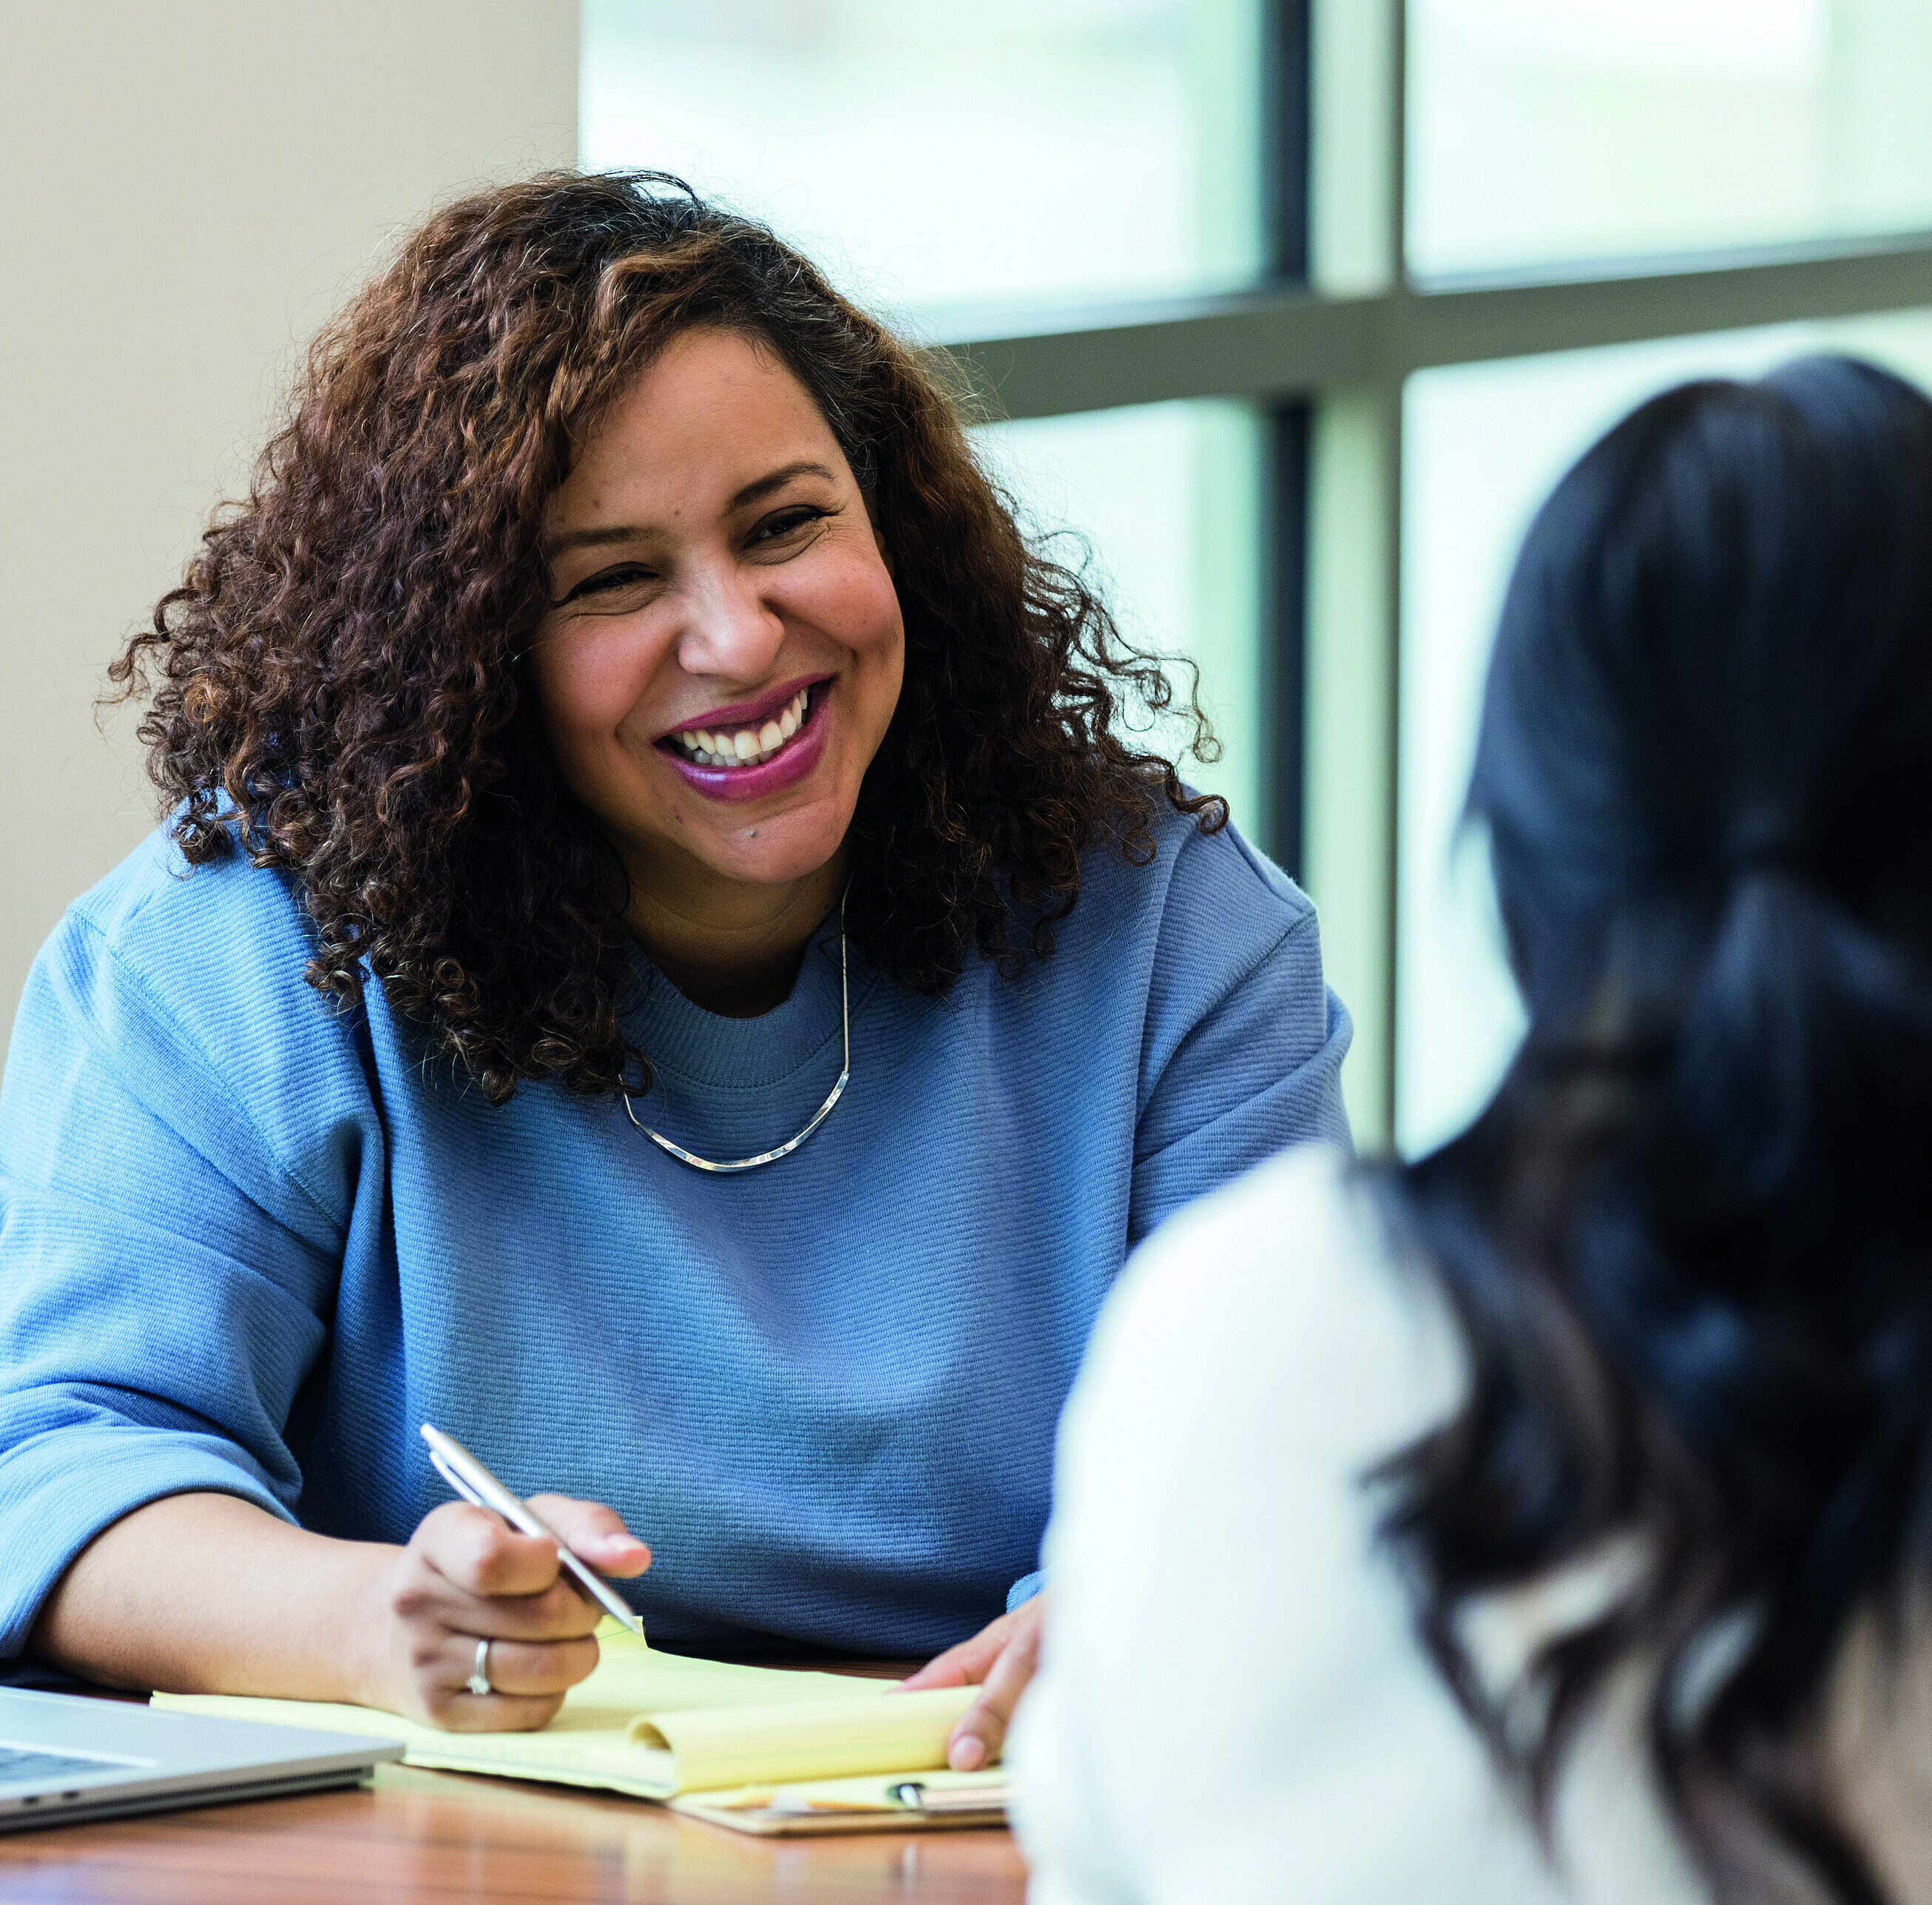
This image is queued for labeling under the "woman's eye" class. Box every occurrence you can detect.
[750,505,831,547]
[563,564,657,605]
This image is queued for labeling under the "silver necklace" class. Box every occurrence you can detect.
[621,892,851,1173]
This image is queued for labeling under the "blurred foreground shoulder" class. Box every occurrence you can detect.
[1009,1145,1576,1905]
[1062,1144,1460,1520]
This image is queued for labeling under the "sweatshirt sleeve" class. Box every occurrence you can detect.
[1127,825,1353,1246]
[0,903,351,1656]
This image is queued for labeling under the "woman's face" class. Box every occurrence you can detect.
[527,326,905,905]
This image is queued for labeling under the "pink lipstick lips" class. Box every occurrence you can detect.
[659,678,830,803]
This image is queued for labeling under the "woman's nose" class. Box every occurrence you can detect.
[674,563,784,683]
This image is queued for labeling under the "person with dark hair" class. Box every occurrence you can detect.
[0,172,1349,1764]
[1013,355,1932,1904]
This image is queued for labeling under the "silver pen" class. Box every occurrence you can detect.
[418,1421,646,1635]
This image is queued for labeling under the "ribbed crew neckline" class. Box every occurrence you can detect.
[624,908,874,1090]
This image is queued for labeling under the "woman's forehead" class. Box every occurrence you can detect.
[550,329,852,533]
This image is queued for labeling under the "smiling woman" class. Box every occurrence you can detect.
[0,173,1349,1769]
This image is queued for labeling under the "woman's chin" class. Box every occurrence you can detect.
[686,798,854,892]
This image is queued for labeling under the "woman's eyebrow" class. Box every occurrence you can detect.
[728,460,837,510]
[544,522,646,559]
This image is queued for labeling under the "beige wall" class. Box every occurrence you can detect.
[0,1,578,1048]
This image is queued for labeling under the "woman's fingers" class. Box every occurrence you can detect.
[450,1631,601,1699]
[426,1684,569,1734]
[945,1607,1044,1771]
[898,1594,1050,1770]
[410,1628,598,1733]
[371,1496,652,1730]
[900,1612,1020,1690]
[416,1503,581,1600]
[404,1506,600,1640]
[526,1494,652,1577]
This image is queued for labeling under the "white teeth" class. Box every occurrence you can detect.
[673,687,814,766]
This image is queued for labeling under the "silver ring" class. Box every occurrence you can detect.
[466,1636,493,1698]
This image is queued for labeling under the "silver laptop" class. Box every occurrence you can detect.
[0,1688,403,1830]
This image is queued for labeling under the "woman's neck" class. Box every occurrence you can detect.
[625,852,846,1019]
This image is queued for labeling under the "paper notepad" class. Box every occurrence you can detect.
[154,1625,994,1827]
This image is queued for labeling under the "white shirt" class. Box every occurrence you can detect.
[1008,1144,1704,1905]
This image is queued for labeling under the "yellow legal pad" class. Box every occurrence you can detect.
[153,1624,1004,1835]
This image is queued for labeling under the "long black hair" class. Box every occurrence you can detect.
[1382,356,1932,1904]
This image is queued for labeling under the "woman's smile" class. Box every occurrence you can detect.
[658,675,832,800]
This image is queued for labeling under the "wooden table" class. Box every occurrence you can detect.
[0,1662,1029,1903]
[0,1764,1028,1903]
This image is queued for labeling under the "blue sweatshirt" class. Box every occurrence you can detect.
[0,808,1349,1659]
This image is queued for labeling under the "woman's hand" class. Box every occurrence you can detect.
[899,1591,1047,1771]
[348,1494,650,1732]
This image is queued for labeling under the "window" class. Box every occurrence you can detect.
[584,0,1932,1149]
[583,1,1269,316]
[1409,0,1932,277]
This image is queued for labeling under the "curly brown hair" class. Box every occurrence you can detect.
[110,170,1224,1106]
